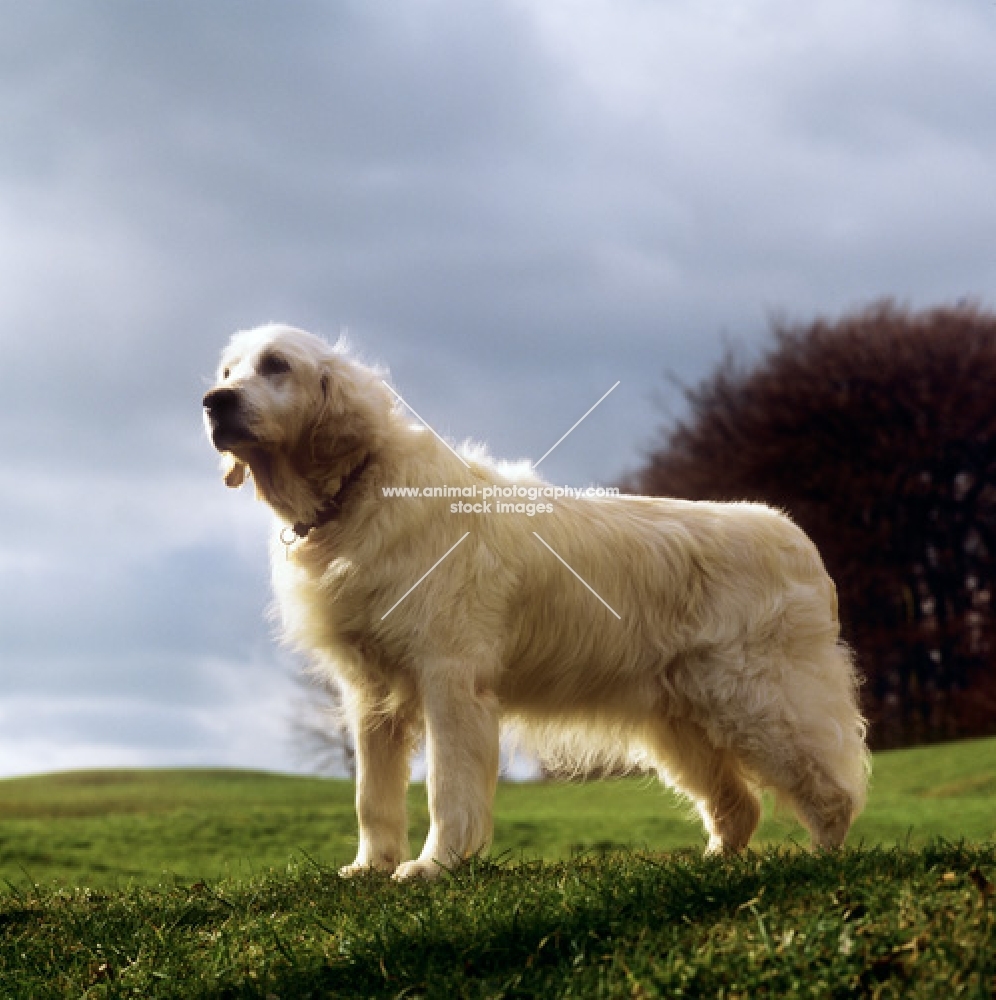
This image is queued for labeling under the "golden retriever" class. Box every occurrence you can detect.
[203,324,869,879]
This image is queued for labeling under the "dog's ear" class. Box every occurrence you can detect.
[221,453,249,489]
[304,366,369,477]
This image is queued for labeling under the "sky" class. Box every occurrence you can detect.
[2,0,995,778]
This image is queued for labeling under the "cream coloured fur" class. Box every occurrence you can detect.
[204,323,870,880]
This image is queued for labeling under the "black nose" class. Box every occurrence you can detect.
[203,387,241,417]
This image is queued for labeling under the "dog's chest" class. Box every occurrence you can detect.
[272,546,421,676]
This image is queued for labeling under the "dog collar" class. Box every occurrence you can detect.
[281,453,373,547]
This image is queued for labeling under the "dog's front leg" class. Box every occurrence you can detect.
[394,673,500,880]
[340,710,413,876]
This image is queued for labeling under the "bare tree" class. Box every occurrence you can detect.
[288,670,356,778]
[629,302,996,748]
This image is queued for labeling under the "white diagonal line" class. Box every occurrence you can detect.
[381,532,471,620]
[532,532,621,620]
[532,381,620,469]
[382,381,471,468]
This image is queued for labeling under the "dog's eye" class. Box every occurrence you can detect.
[258,353,292,377]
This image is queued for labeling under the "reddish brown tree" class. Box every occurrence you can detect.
[630,302,996,748]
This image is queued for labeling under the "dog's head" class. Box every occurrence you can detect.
[203,324,390,511]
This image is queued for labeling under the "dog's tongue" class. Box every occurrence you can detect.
[222,455,248,489]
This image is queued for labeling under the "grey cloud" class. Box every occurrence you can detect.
[0,544,271,667]
[0,681,297,775]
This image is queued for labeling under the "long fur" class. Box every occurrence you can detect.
[204,324,870,879]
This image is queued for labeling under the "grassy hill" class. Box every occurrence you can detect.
[1,739,995,997]
[1,736,995,888]
[2,841,994,997]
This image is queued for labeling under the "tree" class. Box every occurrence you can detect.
[629,302,996,748]
[289,670,356,779]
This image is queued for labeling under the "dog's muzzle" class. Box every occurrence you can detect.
[203,387,255,450]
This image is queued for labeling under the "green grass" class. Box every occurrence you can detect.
[2,844,994,998]
[2,737,996,889]
[2,738,996,997]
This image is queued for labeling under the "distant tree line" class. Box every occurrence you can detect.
[628,302,996,749]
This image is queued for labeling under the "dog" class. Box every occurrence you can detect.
[203,324,869,879]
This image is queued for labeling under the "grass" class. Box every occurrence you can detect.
[1,844,994,997]
[1,738,995,996]
[2,737,996,888]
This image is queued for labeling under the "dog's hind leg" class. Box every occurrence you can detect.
[647,718,761,854]
[394,668,501,880]
[728,645,868,850]
[784,761,856,849]
[741,738,859,849]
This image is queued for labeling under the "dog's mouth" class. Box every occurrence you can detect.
[207,418,258,452]
[203,387,259,452]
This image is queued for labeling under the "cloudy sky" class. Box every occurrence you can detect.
[2,0,995,777]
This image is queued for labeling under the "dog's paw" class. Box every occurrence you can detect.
[392,858,444,881]
[339,859,394,878]
[338,862,373,877]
